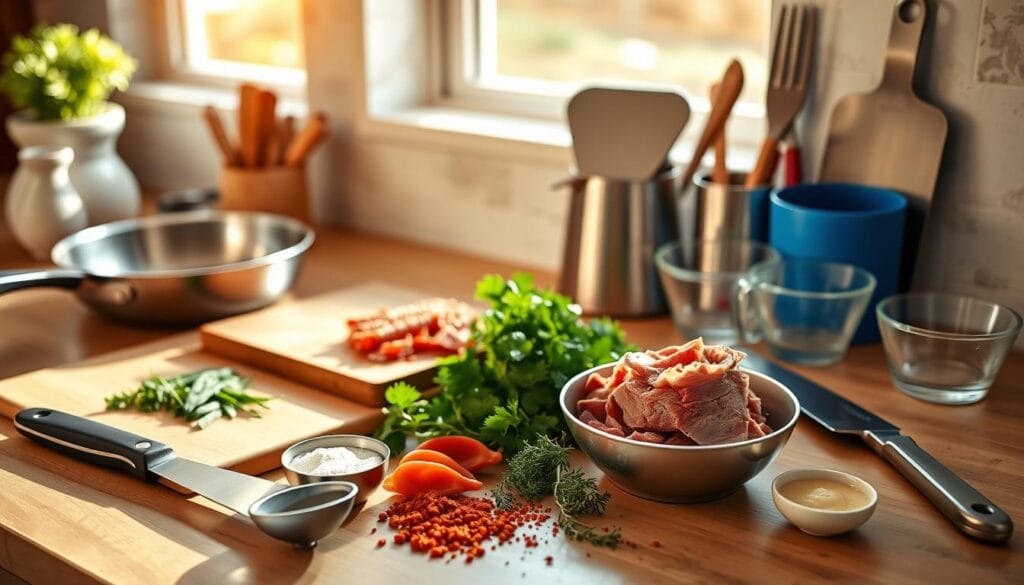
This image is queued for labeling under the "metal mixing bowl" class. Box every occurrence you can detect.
[282,435,390,505]
[560,364,800,503]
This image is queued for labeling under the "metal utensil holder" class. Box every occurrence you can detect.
[680,171,769,245]
[558,166,681,316]
[678,170,771,312]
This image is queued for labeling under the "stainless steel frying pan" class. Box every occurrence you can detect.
[0,210,314,324]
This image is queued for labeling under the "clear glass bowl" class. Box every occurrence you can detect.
[738,259,876,366]
[655,240,780,345]
[876,293,1022,405]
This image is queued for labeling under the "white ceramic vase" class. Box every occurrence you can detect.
[5,146,88,260]
[6,102,140,225]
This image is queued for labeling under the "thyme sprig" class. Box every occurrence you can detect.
[492,435,621,548]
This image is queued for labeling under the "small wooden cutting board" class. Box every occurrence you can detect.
[200,283,455,406]
[0,333,382,477]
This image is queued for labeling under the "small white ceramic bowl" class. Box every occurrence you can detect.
[772,468,877,536]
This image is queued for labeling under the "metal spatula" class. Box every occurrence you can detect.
[819,0,947,286]
[568,87,690,181]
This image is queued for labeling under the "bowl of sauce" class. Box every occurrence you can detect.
[772,468,877,536]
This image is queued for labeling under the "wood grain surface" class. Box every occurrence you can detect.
[0,333,382,477]
[200,283,458,406]
[0,222,1021,584]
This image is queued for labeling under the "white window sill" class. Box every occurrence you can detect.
[359,105,759,173]
[118,80,759,183]
[117,80,308,117]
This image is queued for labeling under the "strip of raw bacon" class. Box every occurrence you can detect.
[348,298,473,361]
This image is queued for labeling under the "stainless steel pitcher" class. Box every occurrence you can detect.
[558,167,680,316]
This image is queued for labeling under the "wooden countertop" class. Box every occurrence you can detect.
[0,224,1022,584]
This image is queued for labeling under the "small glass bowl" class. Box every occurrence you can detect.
[876,293,1022,405]
[655,240,781,345]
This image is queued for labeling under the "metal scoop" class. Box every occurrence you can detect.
[14,408,358,548]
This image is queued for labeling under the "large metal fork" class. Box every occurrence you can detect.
[744,4,817,188]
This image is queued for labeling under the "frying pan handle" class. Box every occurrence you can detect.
[0,269,84,294]
[864,430,1013,543]
[14,408,175,483]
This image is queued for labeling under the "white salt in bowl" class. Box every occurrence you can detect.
[282,435,390,505]
[560,363,800,503]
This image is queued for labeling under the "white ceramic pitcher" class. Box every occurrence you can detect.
[5,146,88,260]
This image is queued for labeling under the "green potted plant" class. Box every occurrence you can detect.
[2,23,139,224]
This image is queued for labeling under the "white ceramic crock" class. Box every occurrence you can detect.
[5,146,88,259]
[6,102,140,225]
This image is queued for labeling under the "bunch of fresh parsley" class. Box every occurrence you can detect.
[374,273,632,455]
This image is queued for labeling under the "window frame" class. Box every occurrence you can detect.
[158,0,307,97]
[433,0,768,148]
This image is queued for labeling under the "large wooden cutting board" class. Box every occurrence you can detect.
[0,333,382,477]
[200,283,456,406]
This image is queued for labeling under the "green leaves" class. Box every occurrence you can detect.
[384,381,421,409]
[374,273,634,455]
[1,23,137,120]
[104,368,270,430]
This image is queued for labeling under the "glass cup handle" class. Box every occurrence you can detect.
[734,278,762,344]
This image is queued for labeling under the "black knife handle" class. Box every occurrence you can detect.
[865,430,1013,543]
[14,408,175,482]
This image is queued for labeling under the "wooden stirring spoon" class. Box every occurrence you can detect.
[680,60,744,193]
[709,83,730,185]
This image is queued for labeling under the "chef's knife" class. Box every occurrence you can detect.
[743,351,1013,543]
[14,407,282,516]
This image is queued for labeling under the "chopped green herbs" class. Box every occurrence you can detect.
[374,273,633,455]
[104,368,270,429]
[492,435,620,548]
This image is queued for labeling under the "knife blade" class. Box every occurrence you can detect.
[742,350,1013,543]
[151,457,282,516]
[743,351,899,434]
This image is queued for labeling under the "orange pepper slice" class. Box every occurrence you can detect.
[382,461,483,496]
[399,449,475,479]
[416,436,502,472]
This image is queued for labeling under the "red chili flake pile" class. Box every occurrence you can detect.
[379,491,549,562]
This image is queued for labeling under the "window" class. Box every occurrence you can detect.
[165,0,306,89]
[442,0,769,127]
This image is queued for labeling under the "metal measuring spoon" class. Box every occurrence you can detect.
[14,408,358,548]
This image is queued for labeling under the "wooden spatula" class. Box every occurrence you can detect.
[680,60,743,192]
[818,0,947,287]
[567,87,690,181]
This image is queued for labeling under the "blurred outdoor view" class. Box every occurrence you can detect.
[491,0,769,105]
[184,0,304,69]
[183,0,768,107]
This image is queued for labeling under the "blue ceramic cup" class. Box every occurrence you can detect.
[769,183,907,343]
